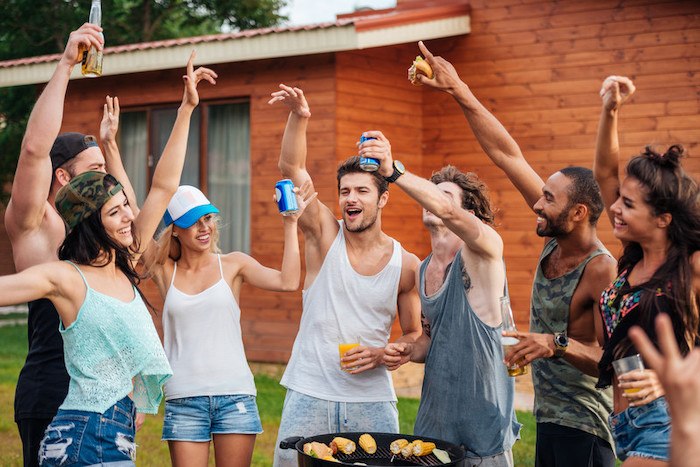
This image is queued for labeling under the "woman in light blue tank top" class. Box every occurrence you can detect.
[0,54,217,466]
[143,183,314,467]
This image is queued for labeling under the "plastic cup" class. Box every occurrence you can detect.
[612,354,644,394]
[338,337,360,371]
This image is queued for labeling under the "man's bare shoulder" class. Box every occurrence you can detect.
[400,247,421,271]
[582,252,618,282]
[6,203,66,271]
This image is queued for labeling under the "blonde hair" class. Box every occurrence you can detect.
[147,215,223,277]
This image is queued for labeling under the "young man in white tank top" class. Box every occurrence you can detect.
[269,85,422,467]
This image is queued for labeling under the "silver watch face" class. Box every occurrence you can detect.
[556,334,568,347]
[395,160,405,173]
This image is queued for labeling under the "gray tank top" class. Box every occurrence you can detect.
[530,238,613,446]
[414,250,520,458]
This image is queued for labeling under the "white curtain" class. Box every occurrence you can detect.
[118,111,148,204]
[207,103,250,253]
[150,107,201,188]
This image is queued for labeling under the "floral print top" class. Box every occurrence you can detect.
[599,268,664,339]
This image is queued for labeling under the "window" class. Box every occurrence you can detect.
[118,101,250,253]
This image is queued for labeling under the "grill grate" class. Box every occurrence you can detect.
[335,445,444,466]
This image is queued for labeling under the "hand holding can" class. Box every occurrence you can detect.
[358,134,379,171]
[275,179,299,215]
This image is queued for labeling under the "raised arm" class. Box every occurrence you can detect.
[268,85,336,239]
[6,23,103,233]
[100,95,139,216]
[415,41,544,209]
[594,75,636,226]
[235,181,317,291]
[366,130,503,260]
[132,51,217,257]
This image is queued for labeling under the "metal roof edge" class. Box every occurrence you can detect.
[0,15,470,88]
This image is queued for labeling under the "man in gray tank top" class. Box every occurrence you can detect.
[269,85,422,467]
[408,42,617,466]
[377,146,521,464]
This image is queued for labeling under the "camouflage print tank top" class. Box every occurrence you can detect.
[530,239,614,446]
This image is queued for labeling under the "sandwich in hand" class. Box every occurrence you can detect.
[408,56,434,85]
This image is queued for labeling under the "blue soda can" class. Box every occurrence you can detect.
[275,179,298,216]
[359,135,379,171]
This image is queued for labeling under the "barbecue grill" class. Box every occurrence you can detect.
[280,431,468,466]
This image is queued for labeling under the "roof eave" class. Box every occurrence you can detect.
[0,14,470,88]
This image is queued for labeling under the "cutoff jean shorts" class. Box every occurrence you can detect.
[38,395,137,466]
[162,394,263,442]
[608,396,670,462]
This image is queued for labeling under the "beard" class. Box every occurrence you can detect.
[344,210,378,233]
[536,209,570,237]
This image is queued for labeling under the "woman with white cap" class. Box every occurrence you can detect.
[145,182,315,467]
[0,52,216,465]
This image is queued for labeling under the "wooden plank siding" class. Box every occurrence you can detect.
[0,0,697,360]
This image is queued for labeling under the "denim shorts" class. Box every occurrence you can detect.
[162,394,263,441]
[608,396,670,462]
[38,395,137,466]
[273,389,399,467]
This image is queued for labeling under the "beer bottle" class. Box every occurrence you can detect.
[81,0,103,77]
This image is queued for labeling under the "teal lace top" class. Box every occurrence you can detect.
[59,262,172,414]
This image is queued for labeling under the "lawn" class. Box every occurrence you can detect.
[0,324,536,466]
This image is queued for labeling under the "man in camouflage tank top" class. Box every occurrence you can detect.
[408,42,618,466]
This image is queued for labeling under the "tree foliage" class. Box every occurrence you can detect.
[0,0,287,196]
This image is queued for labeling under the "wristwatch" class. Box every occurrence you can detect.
[553,332,569,357]
[384,160,406,183]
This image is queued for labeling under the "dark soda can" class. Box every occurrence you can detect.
[275,179,298,216]
[359,135,379,171]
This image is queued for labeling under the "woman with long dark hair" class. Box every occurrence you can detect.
[594,75,700,466]
[0,53,216,466]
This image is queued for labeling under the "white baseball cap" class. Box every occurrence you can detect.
[163,185,219,228]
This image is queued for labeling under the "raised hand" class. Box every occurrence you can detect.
[61,23,104,67]
[287,180,318,220]
[99,95,120,144]
[268,84,311,118]
[629,314,700,419]
[599,75,636,112]
[181,50,218,110]
[358,130,394,178]
[412,41,465,94]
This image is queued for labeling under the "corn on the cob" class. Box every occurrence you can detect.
[390,439,409,455]
[330,437,356,455]
[304,442,333,458]
[400,441,417,457]
[358,433,377,454]
[412,440,436,456]
[322,456,340,462]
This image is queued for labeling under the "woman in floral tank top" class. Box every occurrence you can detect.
[594,75,700,465]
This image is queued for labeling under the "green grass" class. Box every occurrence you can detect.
[0,324,536,466]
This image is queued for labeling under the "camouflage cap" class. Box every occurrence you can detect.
[55,171,124,230]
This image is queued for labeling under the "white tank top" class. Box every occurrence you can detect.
[280,222,402,402]
[162,255,256,400]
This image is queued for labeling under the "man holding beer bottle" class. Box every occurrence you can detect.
[268,85,422,467]
[410,41,617,467]
[5,24,113,467]
[376,141,521,466]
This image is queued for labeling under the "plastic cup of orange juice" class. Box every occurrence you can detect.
[338,337,360,371]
